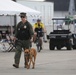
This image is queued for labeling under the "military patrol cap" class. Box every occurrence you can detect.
[19,12,26,17]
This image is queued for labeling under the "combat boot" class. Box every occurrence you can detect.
[13,64,19,68]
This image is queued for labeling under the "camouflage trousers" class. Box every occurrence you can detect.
[14,39,30,65]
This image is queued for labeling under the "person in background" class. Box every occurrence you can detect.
[13,12,33,68]
[33,19,46,50]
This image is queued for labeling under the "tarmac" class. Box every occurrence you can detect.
[0,42,76,75]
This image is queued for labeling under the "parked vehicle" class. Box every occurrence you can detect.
[49,18,73,50]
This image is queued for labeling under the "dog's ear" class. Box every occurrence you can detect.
[24,49,28,53]
[24,50,26,53]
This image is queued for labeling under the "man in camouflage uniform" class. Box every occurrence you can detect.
[13,12,33,68]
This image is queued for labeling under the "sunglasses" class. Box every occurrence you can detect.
[20,16,25,18]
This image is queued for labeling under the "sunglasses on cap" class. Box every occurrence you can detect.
[20,16,25,18]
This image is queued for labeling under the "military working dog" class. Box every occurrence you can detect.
[24,48,37,69]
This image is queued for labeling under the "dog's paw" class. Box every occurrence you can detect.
[27,67,29,69]
[32,67,35,69]
[27,65,30,69]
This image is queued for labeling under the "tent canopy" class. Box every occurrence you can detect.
[0,0,40,15]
